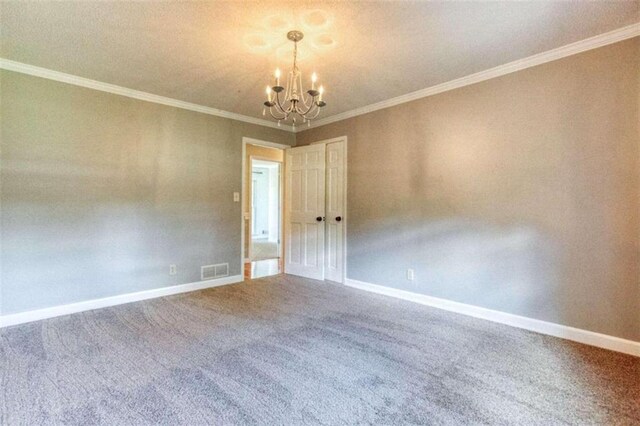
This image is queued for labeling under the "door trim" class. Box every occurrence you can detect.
[241,137,290,281]
[299,136,348,284]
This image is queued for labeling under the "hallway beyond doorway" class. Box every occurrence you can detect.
[243,141,285,280]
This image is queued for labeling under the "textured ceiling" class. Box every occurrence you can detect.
[1,1,638,123]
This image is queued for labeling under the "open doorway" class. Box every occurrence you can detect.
[250,159,281,260]
[242,140,286,279]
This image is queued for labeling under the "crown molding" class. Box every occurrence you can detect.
[0,58,295,132]
[299,23,640,132]
[2,22,638,135]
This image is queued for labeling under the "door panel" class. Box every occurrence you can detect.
[325,141,345,283]
[285,145,326,280]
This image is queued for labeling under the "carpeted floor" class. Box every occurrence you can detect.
[1,275,638,425]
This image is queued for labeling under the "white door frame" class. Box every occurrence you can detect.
[248,155,283,262]
[241,137,290,281]
[304,136,348,284]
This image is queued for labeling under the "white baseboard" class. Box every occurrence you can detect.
[0,274,244,328]
[345,278,640,358]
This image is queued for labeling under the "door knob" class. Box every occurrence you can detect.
[316,216,323,222]
[336,216,342,222]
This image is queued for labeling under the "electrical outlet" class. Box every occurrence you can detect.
[407,268,415,281]
[169,264,177,275]
[233,192,240,202]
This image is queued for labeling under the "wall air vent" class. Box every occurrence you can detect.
[201,263,229,281]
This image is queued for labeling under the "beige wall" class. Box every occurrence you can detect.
[2,38,639,341]
[296,38,640,341]
[0,70,294,315]
[243,144,284,258]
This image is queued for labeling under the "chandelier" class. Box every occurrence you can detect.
[263,30,326,128]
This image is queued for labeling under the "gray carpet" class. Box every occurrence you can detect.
[1,275,638,425]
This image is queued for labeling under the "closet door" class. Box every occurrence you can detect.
[285,145,326,280]
[325,141,345,283]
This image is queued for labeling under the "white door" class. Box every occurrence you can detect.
[325,141,345,283]
[285,144,326,280]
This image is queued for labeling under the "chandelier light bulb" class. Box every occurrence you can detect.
[311,72,317,90]
[275,68,281,85]
[266,86,272,102]
[319,85,324,101]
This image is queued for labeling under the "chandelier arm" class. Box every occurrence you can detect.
[274,91,291,115]
[277,90,297,115]
[298,93,313,111]
[272,103,284,115]
[297,72,312,109]
[306,106,322,120]
[273,91,284,112]
[285,100,296,114]
[297,98,318,116]
[297,93,309,110]
[268,107,287,120]
[268,101,287,119]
